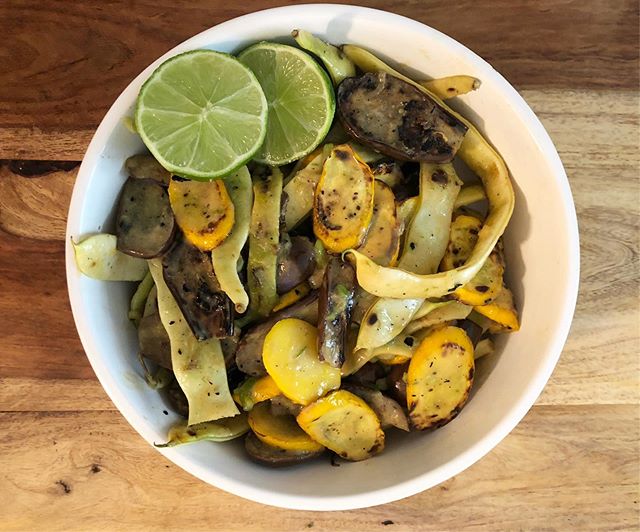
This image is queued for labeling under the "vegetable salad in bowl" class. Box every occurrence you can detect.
[72,29,519,466]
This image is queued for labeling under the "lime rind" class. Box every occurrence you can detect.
[239,42,336,166]
[135,50,268,181]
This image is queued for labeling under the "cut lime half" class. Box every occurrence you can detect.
[135,50,268,181]
[239,42,335,166]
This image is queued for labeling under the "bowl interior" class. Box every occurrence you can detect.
[66,5,578,511]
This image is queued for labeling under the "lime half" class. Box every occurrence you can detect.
[135,50,268,180]
[239,42,335,166]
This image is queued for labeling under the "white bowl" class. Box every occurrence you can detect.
[66,4,579,511]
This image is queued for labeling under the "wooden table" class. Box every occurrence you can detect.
[1,1,638,530]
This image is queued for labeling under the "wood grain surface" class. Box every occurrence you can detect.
[0,1,638,530]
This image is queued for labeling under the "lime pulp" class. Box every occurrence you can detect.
[135,50,268,181]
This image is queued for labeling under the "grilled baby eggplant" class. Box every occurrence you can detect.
[342,383,409,432]
[162,236,234,340]
[276,235,316,294]
[116,177,176,258]
[138,312,172,369]
[337,72,468,163]
[317,257,356,368]
[124,154,171,185]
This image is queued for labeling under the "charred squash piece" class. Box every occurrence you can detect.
[297,390,384,461]
[313,144,374,253]
[168,176,234,251]
[406,326,474,430]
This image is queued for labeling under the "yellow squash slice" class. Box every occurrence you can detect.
[473,284,520,332]
[168,177,235,251]
[233,375,282,412]
[248,402,323,452]
[452,250,504,306]
[313,144,375,253]
[357,180,401,266]
[441,214,504,306]
[262,318,341,405]
[375,353,412,365]
[407,326,474,430]
[441,214,483,271]
[297,390,384,461]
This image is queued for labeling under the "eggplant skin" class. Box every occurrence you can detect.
[138,313,172,369]
[116,177,176,259]
[244,432,323,467]
[385,362,409,406]
[162,236,234,340]
[337,72,468,163]
[458,318,483,347]
[269,395,304,417]
[165,379,188,418]
[317,257,356,368]
[124,154,171,185]
[342,383,409,432]
[276,236,316,294]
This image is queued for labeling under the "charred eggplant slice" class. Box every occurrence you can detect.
[116,177,176,258]
[270,395,304,417]
[244,432,323,467]
[276,235,316,294]
[337,72,468,163]
[458,318,484,347]
[235,292,318,377]
[343,383,409,432]
[385,362,409,406]
[317,257,356,368]
[124,154,171,185]
[165,379,189,418]
[162,236,234,340]
[138,312,172,369]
